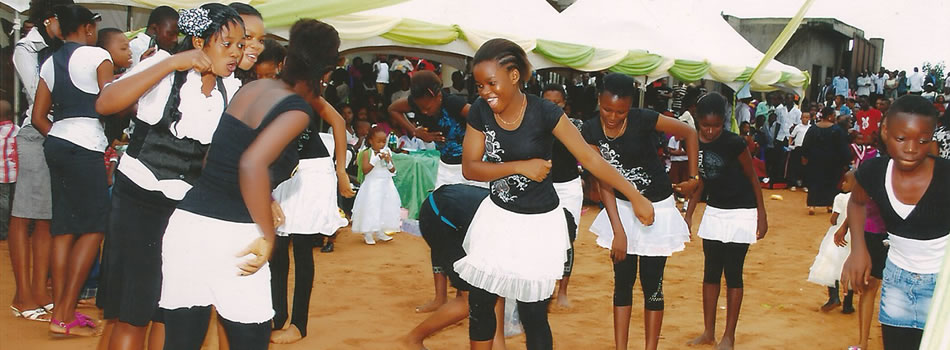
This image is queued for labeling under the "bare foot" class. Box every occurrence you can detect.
[414,299,445,313]
[555,294,571,309]
[716,337,735,350]
[687,333,716,346]
[807,207,815,215]
[395,335,427,350]
[78,298,96,308]
[270,325,303,344]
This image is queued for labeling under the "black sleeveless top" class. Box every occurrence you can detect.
[177,94,315,223]
[49,42,99,122]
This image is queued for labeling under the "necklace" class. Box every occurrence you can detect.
[602,117,628,142]
[494,94,527,127]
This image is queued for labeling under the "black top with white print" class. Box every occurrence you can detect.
[582,108,673,202]
[468,94,564,214]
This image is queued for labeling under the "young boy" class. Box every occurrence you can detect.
[0,100,18,240]
[842,95,949,350]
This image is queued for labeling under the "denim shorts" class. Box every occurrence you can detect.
[879,259,936,329]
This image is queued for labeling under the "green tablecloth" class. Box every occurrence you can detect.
[357,149,440,219]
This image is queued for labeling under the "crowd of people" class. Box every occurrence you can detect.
[2,1,949,350]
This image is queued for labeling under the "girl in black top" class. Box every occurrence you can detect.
[684,93,768,349]
[540,84,583,308]
[389,70,476,314]
[94,4,245,348]
[455,39,654,350]
[581,73,699,350]
[842,95,949,349]
[156,19,341,350]
[31,5,110,337]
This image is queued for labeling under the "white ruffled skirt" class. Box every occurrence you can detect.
[272,158,348,236]
[435,160,488,189]
[453,198,570,302]
[589,195,690,257]
[697,206,758,244]
[554,177,583,226]
[807,223,851,287]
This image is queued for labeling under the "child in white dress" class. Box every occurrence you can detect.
[351,127,402,244]
[808,171,855,313]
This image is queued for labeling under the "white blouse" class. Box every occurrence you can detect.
[40,46,112,152]
[113,50,242,200]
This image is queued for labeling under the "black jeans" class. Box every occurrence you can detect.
[269,234,315,336]
[468,288,552,350]
[163,306,269,350]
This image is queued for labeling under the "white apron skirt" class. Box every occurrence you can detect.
[589,195,690,257]
[697,206,759,244]
[453,198,570,302]
[553,177,583,226]
[159,209,274,323]
[435,160,488,189]
[272,157,348,236]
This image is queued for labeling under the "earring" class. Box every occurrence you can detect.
[44,20,50,26]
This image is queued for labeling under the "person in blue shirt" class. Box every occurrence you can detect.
[833,69,851,98]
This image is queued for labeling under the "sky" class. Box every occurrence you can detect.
[714,0,949,72]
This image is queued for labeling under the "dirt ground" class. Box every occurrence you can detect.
[0,189,882,349]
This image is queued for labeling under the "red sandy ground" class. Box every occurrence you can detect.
[0,189,881,349]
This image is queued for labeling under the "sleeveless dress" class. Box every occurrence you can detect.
[350,147,402,234]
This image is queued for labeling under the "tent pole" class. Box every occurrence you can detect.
[638,76,645,108]
[12,12,21,123]
[127,6,133,31]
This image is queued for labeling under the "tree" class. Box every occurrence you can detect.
[922,61,946,92]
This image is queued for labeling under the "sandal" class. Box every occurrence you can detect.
[10,305,51,322]
[848,347,863,350]
[49,315,97,338]
[43,303,54,313]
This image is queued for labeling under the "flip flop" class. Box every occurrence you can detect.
[49,315,97,338]
[10,305,51,322]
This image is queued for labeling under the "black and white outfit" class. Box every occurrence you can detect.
[934,125,949,160]
[420,184,490,291]
[269,124,347,337]
[408,94,483,188]
[696,131,758,289]
[551,118,584,277]
[855,157,950,348]
[160,94,316,349]
[453,95,568,347]
[98,50,240,326]
[40,42,111,236]
[582,108,690,310]
[11,28,53,220]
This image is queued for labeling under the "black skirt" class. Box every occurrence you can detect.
[44,136,109,236]
[97,172,177,326]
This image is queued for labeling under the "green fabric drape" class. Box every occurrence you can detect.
[668,59,710,82]
[534,39,595,67]
[608,50,665,76]
[380,18,459,45]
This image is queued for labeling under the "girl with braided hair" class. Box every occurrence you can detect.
[94,3,244,349]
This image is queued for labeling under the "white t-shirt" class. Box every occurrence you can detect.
[909,73,926,93]
[128,32,151,68]
[873,74,888,94]
[856,76,872,96]
[113,50,242,200]
[667,137,687,162]
[390,89,410,103]
[40,46,112,152]
[774,105,800,142]
[735,104,751,125]
[374,61,390,83]
[788,123,811,149]
[390,59,413,73]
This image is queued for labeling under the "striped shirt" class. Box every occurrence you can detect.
[0,120,19,183]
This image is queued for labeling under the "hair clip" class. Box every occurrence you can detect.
[178,7,212,37]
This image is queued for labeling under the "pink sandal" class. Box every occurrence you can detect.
[49,315,96,338]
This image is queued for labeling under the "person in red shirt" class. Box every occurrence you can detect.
[855,97,882,139]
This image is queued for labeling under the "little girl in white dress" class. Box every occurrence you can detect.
[351,127,402,244]
[807,172,855,312]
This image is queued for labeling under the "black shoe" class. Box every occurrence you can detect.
[841,290,855,314]
[313,235,325,248]
[321,242,334,253]
[841,303,855,314]
[820,298,841,312]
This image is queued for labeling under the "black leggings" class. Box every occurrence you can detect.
[269,234,315,336]
[563,209,578,277]
[163,306,269,350]
[702,239,750,289]
[468,288,552,349]
[881,325,922,350]
[613,255,667,310]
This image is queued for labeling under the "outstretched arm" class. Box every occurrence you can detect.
[552,115,654,225]
[657,115,700,197]
[96,49,211,115]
